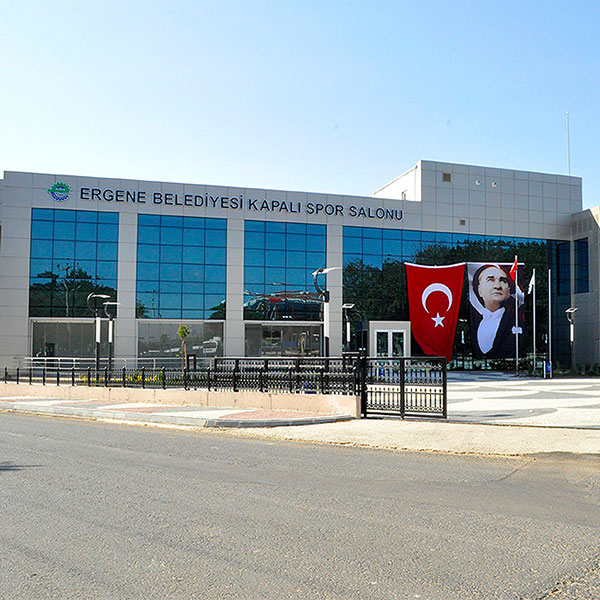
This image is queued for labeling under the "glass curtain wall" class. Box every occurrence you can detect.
[343,226,564,368]
[29,208,119,317]
[136,215,227,320]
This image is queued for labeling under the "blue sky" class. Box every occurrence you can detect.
[2,1,599,206]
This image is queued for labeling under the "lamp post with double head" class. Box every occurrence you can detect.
[86,292,110,371]
[312,267,341,357]
[565,307,577,372]
[103,301,120,371]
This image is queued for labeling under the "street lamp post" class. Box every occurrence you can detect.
[86,292,110,372]
[312,267,341,357]
[103,301,120,371]
[342,303,355,352]
[565,307,577,372]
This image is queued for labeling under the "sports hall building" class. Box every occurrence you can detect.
[0,161,595,369]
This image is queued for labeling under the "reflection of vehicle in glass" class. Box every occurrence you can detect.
[202,337,221,356]
[244,296,321,320]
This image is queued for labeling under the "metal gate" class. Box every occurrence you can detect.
[359,357,447,418]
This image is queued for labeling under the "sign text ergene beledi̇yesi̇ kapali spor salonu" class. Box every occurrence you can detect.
[79,187,404,221]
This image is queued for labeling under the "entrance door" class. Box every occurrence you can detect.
[375,330,405,358]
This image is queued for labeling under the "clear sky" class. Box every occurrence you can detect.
[2,1,599,207]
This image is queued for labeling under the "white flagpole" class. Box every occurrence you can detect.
[532,269,536,372]
[548,268,552,376]
[515,256,519,375]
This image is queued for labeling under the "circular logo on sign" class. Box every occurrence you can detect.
[47,182,71,202]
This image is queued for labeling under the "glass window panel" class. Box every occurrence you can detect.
[98,212,118,224]
[158,309,181,319]
[308,224,326,236]
[54,210,76,222]
[137,281,159,294]
[286,222,305,234]
[76,222,97,240]
[182,309,205,320]
[287,234,306,251]
[182,294,203,309]
[384,229,403,240]
[245,266,265,284]
[161,227,182,245]
[404,230,421,241]
[266,221,286,234]
[156,282,179,294]
[205,218,226,230]
[306,234,326,252]
[161,215,183,228]
[244,220,265,232]
[362,255,382,268]
[205,247,226,264]
[96,261,118,280]
[31,220,54,239]
[265,233,286,250]
[97,223,118,241]
[383,239,403,257]
[205,229,226,247]
[183,228,205,246]
[245,231,265,249]
[137,262,159,281]
[160,244,183,263]
[182,264,204,282]
[32,208,55,221]
[265,267,286,284]
[403,241,420,257]
[76,260,96,277]
[344,236,362,254]
[264,249,285,267]
[343,253,363,267]
[205,282,226,295]
[75,241,96,260]
[204,295,224,311]
[287,268,306,287]
[344,226,362,238]
[138,214,160,226]
[160,263,182,281]
[53,240,75,260]
[30,259,53,277]
[76,211,97,222]
[183,217,205,229]
[138,244,160,262]
[183,246,204,264]
[246,249,265,266]
[184,282,204,295]
[159,293,181,310]
[363,237,382,255]
[137,226,160,244]
[205,265,225,282]
[362,227,382,239]
[287,251,306,268]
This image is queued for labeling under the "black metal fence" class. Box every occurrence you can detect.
[359,357,447,418]
[3,355,447,418]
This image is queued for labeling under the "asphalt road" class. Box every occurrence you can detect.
[1,414,599,600]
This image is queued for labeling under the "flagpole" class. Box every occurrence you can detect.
[515,255,519,375]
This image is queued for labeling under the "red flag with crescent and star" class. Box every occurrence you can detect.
[405,262,465,361]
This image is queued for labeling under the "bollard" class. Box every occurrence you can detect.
[123,367,127,387]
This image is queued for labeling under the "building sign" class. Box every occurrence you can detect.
[78,187,404,222]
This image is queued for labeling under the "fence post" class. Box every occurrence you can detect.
[122,367,127,388]
[183,368,189,391]
[56,369,60,386]
[295,359,300,393]
[87,367,91,387]
[233,359,239,393]
[319,366,325,394]
[141,367,146,389]
[4,366,7,384]
[400,358,406,419]
[359,354,367,417]
[42,366,46,386]
[16,367,19,385]
[29,367,32,385]
[442,358,448,419]
[104,367,108,387]
[207,367,212,391]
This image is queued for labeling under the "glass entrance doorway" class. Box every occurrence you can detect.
[375,330,405,358]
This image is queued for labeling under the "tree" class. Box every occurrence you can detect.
[178,324,191,368]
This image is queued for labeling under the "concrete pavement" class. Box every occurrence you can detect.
[1,374,600,456]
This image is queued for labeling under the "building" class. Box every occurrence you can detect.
[0,161,592,368]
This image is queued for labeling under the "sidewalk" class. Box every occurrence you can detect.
[1,375,600,456]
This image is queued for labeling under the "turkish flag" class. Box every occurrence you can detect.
[405,263,465,361]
